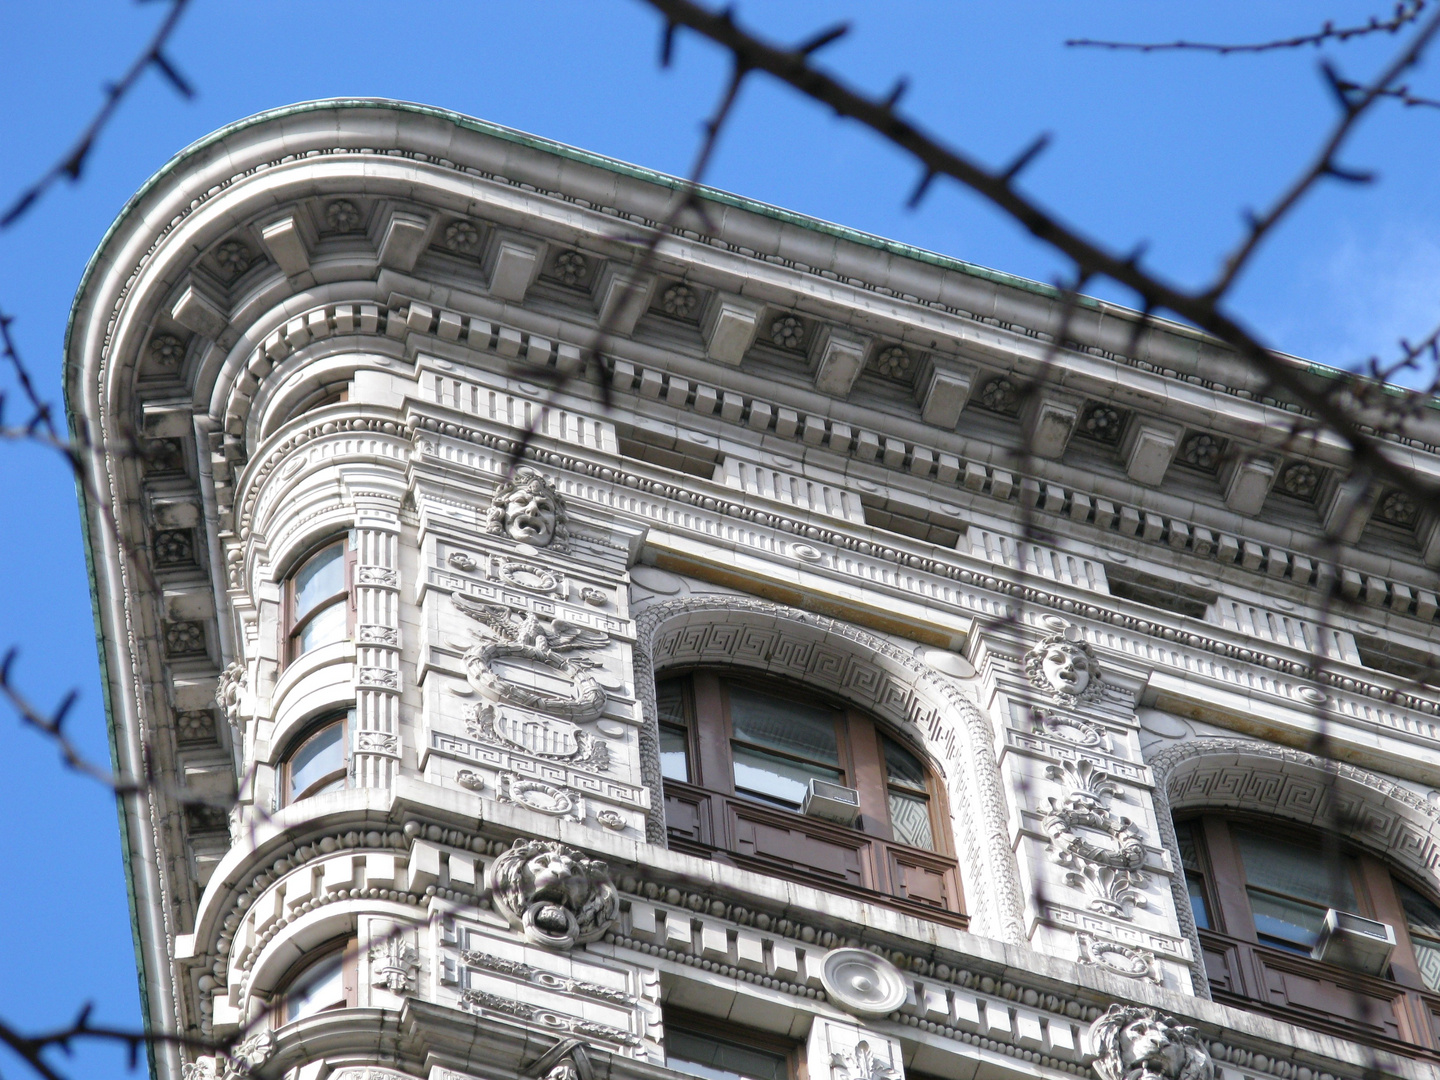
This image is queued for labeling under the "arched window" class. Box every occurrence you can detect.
[285,538,353,662]
[657,671,962,923]
[1178,815,1440,1051]
[282,711,351,804]
[279,937,357,1022]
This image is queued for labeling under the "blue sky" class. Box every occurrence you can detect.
[0,2,1436,1075]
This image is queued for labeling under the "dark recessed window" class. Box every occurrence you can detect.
[283,711,351,804]
[666,1018,793,1080]
[285,538,352,662]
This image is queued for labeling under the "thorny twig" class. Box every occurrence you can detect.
[637,0,1440,515]
[0,0,194,229]
[0,1009,223,1080]
[1067,2,1427,54]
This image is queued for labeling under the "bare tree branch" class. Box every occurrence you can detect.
[0,0,194,229]
[638,0,1440,515]
[1067,2,1427,54]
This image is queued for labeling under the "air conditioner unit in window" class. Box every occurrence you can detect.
[1311,909,1396,975]
[801,778,860,825]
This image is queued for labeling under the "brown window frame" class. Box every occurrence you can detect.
[656,670,963,924]
[280,711,352,806]
[1179,813,1440,1058]
[276,934,359,1023]
[283,536,355,666]
[664,1008,801,1080]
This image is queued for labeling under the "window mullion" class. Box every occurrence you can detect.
[1363,858,1427,990]
[845,712,890,841]
[693,672,733,795]
[1201,817,1256,940]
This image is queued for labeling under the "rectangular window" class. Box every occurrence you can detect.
[727,683,843,808]
[1234,828,1356,952]
[667,1027,791,1080]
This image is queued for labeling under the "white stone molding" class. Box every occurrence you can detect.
[631,595,1027,943]
[352,509,402,789]
[1152,736,1440,898]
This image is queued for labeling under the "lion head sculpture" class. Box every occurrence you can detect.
[1088,1005,1213,1080]
[489,839,618,949]
[484,467,570,549]
[1024,631,1103,706]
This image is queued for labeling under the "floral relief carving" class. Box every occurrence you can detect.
[325,199,362,231]
[553,250,590,286]
[444,219,480,253]
[661,282,698,318]
[832,1042,901,1080]
[1088,1005,1214,1080]
[452,595,608,720]
[1024,631,1104,707]
[770,314,805,348]
[369,934,420,993]
[356,730,400,755]
[488,838,619,949]
[1043,755,1148,919]
[148,333,185,368]
[484,467,571,549]
[213,239,253,277]
[448,551,478,571]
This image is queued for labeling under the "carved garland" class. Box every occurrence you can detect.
[631,595,1027,945]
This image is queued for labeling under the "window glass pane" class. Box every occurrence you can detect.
[1186,875,1211,931]
[883,737,928,792]
[657,679,688,726]
[1249,889,1329,952]
[1175,822,1202,873]
[1234,829,1356,910]
[732,745,841,807]
[1398,881,1440,941]
[290,723,344,801]
[667,1029,788,1080]
[1412,939,1440,993]
[888,790,934,850]
[660,723,690,783]
[297,600,348,654]
[728,684,838,765]
[286,953,346,1021]
[294,543,345,621]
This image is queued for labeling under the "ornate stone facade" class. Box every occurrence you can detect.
[69,101,1440,1080]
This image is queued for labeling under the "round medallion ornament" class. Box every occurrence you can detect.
[820,948,907,1018]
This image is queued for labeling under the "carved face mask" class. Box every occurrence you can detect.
[504,489,557,545]
[1043,644,1090,695]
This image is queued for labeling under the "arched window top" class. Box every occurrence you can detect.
[657,670,962,923]
[1178,813,1440,1005]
